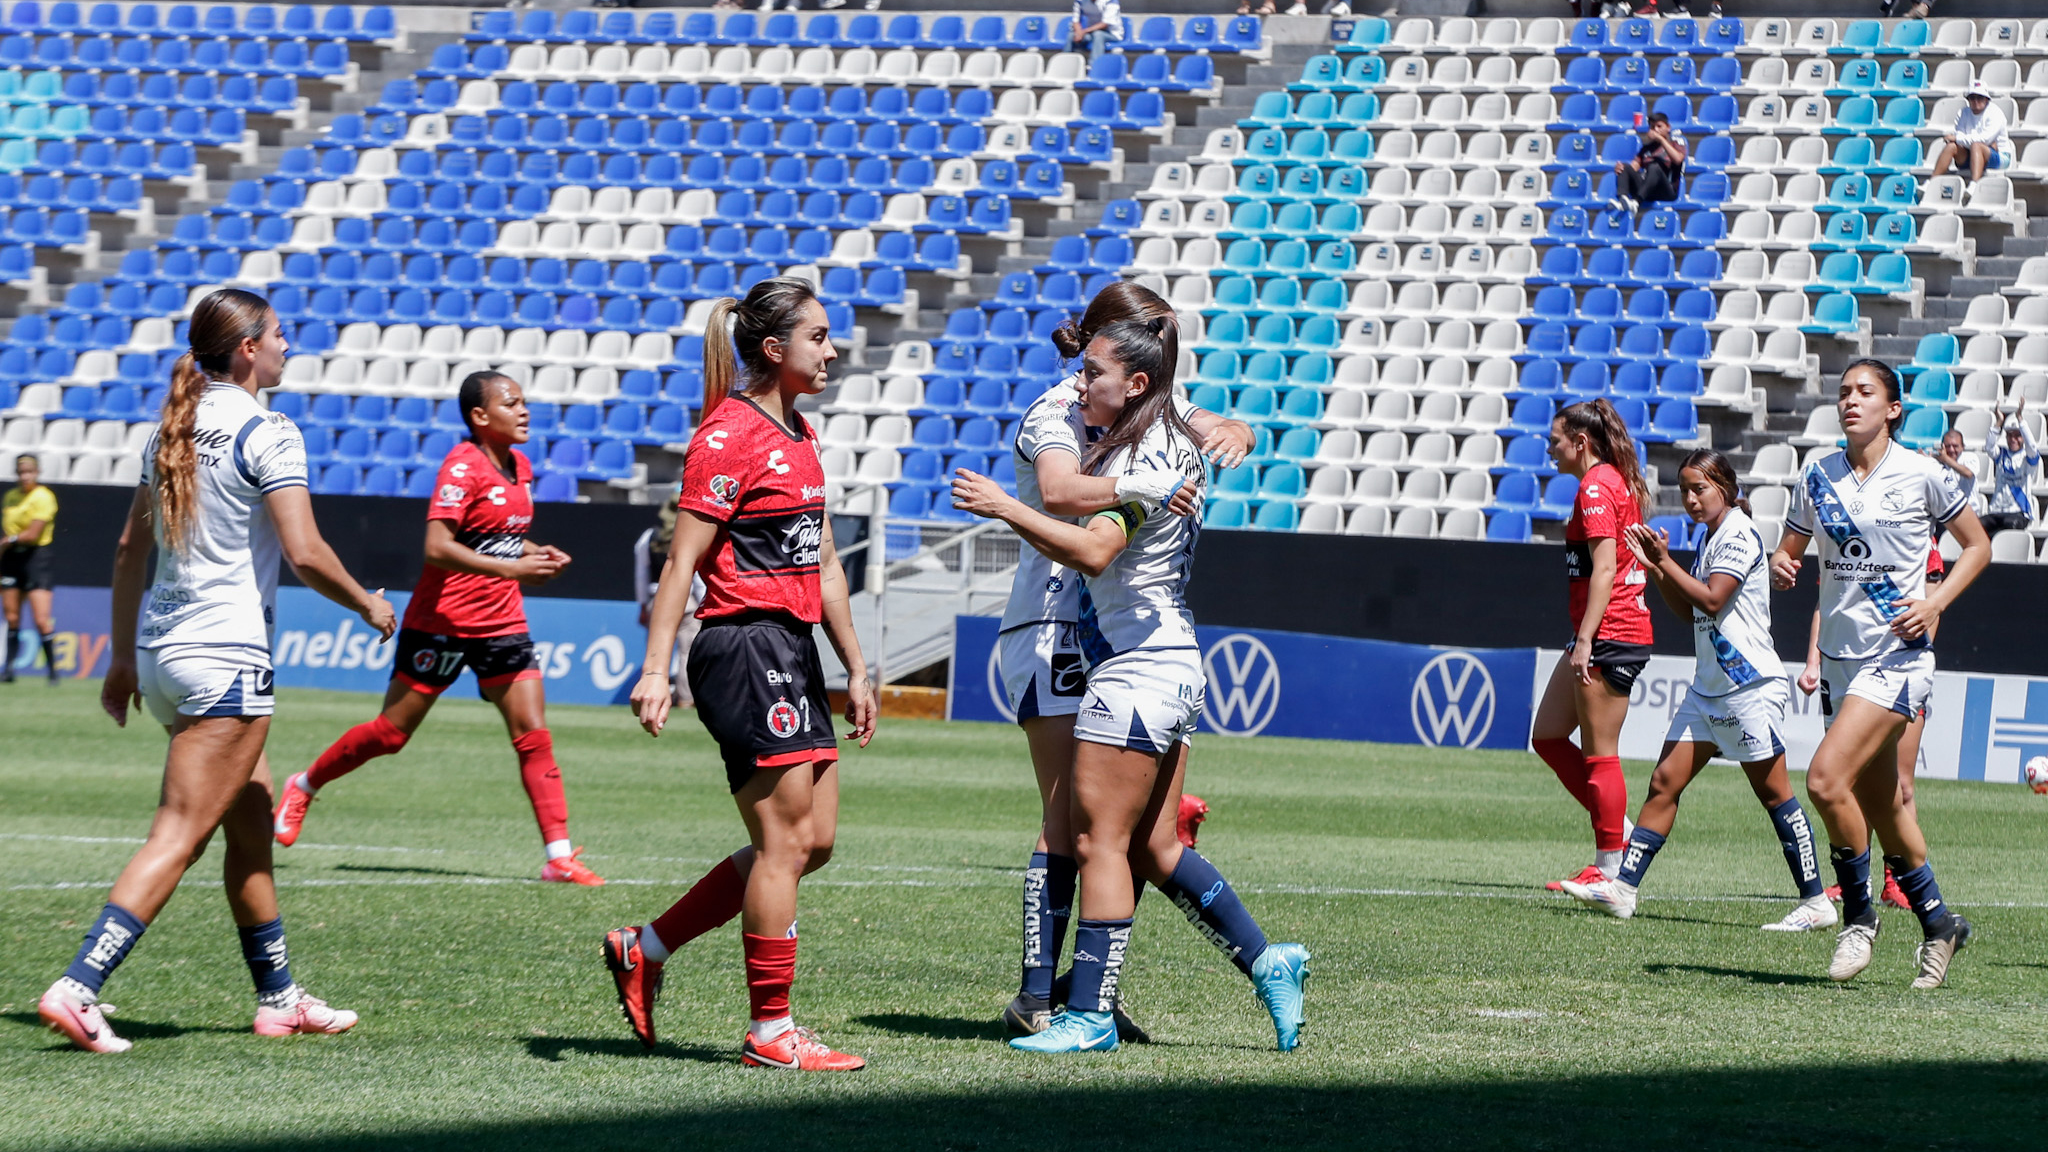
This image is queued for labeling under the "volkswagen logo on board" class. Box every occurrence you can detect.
[1410,651,1497,749]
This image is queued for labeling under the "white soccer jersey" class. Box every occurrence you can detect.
[1078,415,1207,659]
[1688,507,1785,697]
[1785,444,1968,661]
[138,383,309,651]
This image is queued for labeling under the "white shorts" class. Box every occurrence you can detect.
[1666,679,1789,763]
[138,644,275,727]
[1072,648,1202,755]
[999,622,1086,722]
[1820,648,1934,728]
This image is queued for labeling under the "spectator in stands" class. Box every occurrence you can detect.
[1881,0,1934,20]
[1610,112,1687,217]
[1,452,59,684]
[1931,82,2014,183]
[1234,1,1274,16]
[1926,429,1976,500]
[1072,0,1123,63]
[1979,398,2039,535]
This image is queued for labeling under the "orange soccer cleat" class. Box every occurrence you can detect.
[603,926,663,1048]
[541,846,605,886]
[1176,794,1209,848]
[272,772,317,847]
[740,1026,866,1071]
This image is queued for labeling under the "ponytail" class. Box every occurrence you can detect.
[157,288,272,551]
[701,296,740,419]
[1558,398,1653,518]
[1079,315,1194,476]
[699,276,819,419]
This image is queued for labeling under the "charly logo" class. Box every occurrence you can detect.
[1410,651,1496,748]
[1203,634,1280,737]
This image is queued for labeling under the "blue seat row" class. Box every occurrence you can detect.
[1519,323,1714,372]
[311,461,578,500]
[1549,92,1739,137]
[0,32,347,75]
[1561,15,1744,56]
[1,3,391,41]
[0,137,194,180]
[467,9,1260,57]
[1515,361,1713,404]
[1528,286,1718,330]
[0,171,142,213]
[1546,206,1726,249]
[18,67,298,112]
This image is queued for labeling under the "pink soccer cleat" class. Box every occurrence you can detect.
[541,846,605,886]
[39,980,131,1054]
[1177,794,1209,848]
[1546,864,1607,892]
[273,772,317,847]
[254,991,359,1037]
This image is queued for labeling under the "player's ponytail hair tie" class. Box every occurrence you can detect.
[1057,280,1174,367]
[700,276,820,418]
[157,288,272,551]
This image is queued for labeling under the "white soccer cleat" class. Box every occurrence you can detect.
[1911,916,1972,990]
[1559,877,1637,919]
[38,979,130,1054]
[1828,920,1879,982]
[1762,895,1839,933]
[254,988,359,1036]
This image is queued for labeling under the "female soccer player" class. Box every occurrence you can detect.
[604,277,877,1071]
[1559,449,1832,931]
[952,316,1310,1054]
[1771,359,1990,988]
[39,289,396,1053]
[997,282,1254,1038]
[2,452,59,683]
[271,371,602,886]
[1531,399,1655,890]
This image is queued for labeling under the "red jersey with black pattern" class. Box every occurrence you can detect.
[678,395,826,624]
[1564,461,1655,644]
[401,440,533,638]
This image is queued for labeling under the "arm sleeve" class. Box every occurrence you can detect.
[1930,462,1970,527]
[1707,523,1760,579]
[246,416,309,494]
[676,429,747,524]
[1784,467,1814,536]
[1015,395,1081,463]
[425,452,477,523]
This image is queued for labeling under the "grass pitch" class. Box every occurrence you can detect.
[3,681,2045,1151]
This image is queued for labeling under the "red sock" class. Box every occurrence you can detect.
[306,715,410,790]
[1531,737,1594,812]
[511,729,570,845]
[650,855,746,951]
[1584,755,1628,851]
[743,933,797,1022]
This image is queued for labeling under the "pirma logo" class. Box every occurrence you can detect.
[1203,633,1280,737]
[1410,651,1496,748]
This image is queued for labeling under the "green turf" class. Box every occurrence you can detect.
[3,681,2045,1152]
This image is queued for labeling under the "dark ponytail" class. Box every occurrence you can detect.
[1558,398,1653,518]
[1678,448,1750,516]
[1841,357,1905,439]
[1079,315,1195,476]
[1053,279,1174,362]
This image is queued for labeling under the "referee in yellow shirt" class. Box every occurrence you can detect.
[2,453,58,683]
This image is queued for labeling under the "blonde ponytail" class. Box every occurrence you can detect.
[701,296,740,419]
[153,352,209,549]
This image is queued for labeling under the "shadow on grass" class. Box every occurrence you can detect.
[1642,963,1834,987]
[524,1036,728,1065]
[177,1060,2048,1152]
[320,863,500,878]
[852,1013,1007,1043]
[1,1010,247,1042]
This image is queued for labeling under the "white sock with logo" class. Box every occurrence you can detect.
[749,1014,794,1044]
[638,925,670,963]
[544,839,574,861]
[293,771,318,797]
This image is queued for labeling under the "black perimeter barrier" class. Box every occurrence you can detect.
[37,484,2046,676]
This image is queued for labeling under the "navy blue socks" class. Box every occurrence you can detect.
[1065,918,1131,1013]
[1831,845,1875,925]
[1885,856,1957,937]
[1616,827,1666,888]
[62,903,147,996]
[1159,850,1268,976]
[1020,852,1076,1002]
[238,917,295,1002]
[1769,797,1826,900]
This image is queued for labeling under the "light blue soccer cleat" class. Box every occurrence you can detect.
[1007,1009,1118,1054]
[1251,943,1311,1052]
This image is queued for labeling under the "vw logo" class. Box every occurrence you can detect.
[1203,634,1281,737]
[985,640,1017,724]
[1410,651,1496,749]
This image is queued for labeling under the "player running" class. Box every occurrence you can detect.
[271,371,602,886]
[951,315,1310,1054]
[39,289,395,1053]
[604,277,877,1071]
[995,281,1254,1039]
[1532,399,1654,891]
[1771,359,1991,988]
[1559,449,1833,931]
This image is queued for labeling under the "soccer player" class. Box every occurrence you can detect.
[2,452,59,683]
[39,289,396,1053]
[605,277,878,1071]
[996,282,1253,1038]
[1771,359,1991,988]
[271,371,602,886]
[951,316,1310,1054]
[1560,449,1832,931]
[1531,399,1655,890]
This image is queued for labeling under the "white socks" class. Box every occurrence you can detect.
[292,771,318,797]
[749,1014,794,1044]
[1594,849,1623,879]
[638,924,671,963]
[544,839,574,861]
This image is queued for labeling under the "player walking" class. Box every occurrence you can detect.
[951,315,1310,1054]
[1532,399,1655,890]
[1771,359,1991,987]
[996,282,1253,1038]
[1560,449,1833,931]
[271,371,602,886]
[603,277,877,1070]
[39,289,395,1052]
[2,452,60,683]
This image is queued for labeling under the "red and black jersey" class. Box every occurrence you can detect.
[678,396,826,624]
[402,440,533,638]
[1564,462,1655,645]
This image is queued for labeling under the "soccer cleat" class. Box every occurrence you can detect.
[1880,869,1910,911]
[540,846,605,886]
[1911,915,1972,990]
[1560,877,1638,920]
[253,990,358,1036]
[1829,919,1880,982]
[1251,942,1311,1052]
[603,926,664,1048]
[741,1025,866,1070]
[1009,1009,1118,1054]
[1546,864,1607,892]
[38,980,130,1054]
[1049,973,1151,1043]
[1177,794,1209,848]
[1762,894,1839,933]
[272,772,316,847]
[1003,992,1052,1036]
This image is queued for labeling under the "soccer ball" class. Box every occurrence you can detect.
[2026,756,2048,795]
